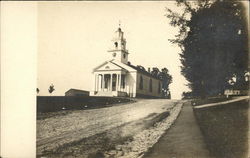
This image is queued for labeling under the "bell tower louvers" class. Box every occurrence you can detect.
[108,27,129,64]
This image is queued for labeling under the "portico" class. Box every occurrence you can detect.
[93,71,127,96]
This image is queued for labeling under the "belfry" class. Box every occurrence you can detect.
[108,27,129,64]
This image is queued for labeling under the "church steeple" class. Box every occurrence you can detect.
[108,26,129,64]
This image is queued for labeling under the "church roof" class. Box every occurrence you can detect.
[93,60,163,81]
[110,60,136,72]
[92,61,109,72]
[127,62,163,81]
[66,88,89,93]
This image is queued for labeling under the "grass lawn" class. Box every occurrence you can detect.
[194,99,249,158]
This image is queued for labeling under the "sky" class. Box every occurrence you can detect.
[37,1,249,99]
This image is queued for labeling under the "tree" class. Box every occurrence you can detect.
[136,65,146,72]
[166,0,249,98]
[159,68,173,98]
[182,91,193,99]
[151,67,160,77]
[48,84,55,94]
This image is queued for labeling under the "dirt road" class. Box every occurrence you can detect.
[37,99,182,157]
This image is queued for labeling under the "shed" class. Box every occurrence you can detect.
[65,89,89,96]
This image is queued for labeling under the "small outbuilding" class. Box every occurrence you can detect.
[65,89,89,96]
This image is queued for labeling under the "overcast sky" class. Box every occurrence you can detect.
[37,1,249,99]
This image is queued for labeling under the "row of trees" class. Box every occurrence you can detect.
[37,84,55,94]
[136,65,173,98]
[166,0,249,98]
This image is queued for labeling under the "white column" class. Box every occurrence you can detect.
[97,74,99,91]
[118,73,121,91]
[124,75,127,92]
[120,74,122,91]
[97,74,100,91]
[115,73,118,91]
[102,74,104,91]
[110,74,113,91]
[94,74,97,91]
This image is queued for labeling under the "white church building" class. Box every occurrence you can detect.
[90,27,163,98]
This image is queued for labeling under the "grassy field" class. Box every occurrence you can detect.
[37,96,134,120]
[194,99,249,158]
[37,96,133,113]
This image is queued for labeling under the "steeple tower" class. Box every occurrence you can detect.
[108,26,129,64]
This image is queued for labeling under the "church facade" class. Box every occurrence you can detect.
[90,27,163,98]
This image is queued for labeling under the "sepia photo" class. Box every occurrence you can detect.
[0,0,249,158]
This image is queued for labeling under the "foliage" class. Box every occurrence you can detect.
[151,67,160,77]
[158,68,173,98]
[166,0,249,97]
[182,91,193,99]
[48,84,55,94]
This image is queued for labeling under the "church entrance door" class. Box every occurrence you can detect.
[112,74,117,91]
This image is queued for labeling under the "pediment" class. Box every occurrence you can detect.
[93,61,123,72]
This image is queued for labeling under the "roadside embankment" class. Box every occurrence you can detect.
[194,97,249,158]
[103,101,184,158]
[193,96,249,109]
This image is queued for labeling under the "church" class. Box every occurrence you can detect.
[90,27,163,98]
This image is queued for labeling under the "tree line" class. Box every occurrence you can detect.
[166,0,249,98]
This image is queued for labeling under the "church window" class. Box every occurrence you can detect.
[115,42,118,48]
[139,76,143,90]
[149,79,152,92]
[123,53,126,59]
